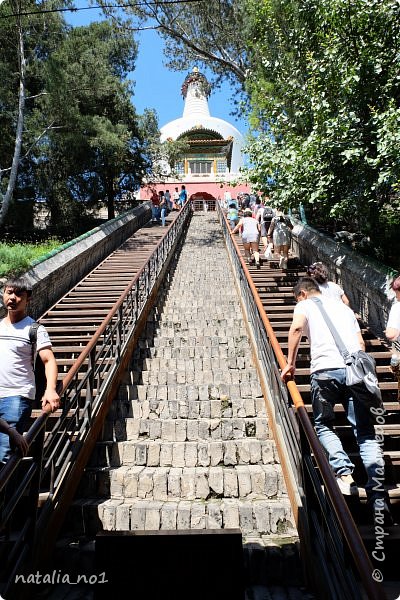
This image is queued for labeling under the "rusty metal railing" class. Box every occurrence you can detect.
[217,201,385,600]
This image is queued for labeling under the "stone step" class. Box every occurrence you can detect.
[88,438,278,468]
[161,300,240,309]
[153,325,248,337]
[131,357,251,374]
[146,335,251,349]
[77,464,286,501]
[244,585,314,600]
[65,497,295,537]
[147,326,248,338]
[49,535,308,598]
[150,330,249,342]
[116,382,263,404]
[130,368,259,385]
[159,314,245,324]
[243,535,307,589]
[103,416,269,443]
[133,345,251,360]
[137,317,245,328]
[107,394,265,421]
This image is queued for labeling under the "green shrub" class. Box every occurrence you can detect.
[0,239,61,278]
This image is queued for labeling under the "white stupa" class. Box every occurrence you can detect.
[140,67,250,204]
[160,67,245,176]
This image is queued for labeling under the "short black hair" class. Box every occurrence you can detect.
[3,277,32,297]
[293,277,319,298]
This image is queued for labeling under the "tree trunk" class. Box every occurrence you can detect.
[105,175,115,220]
[0,7,26,226]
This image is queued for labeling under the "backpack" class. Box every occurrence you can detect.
[263,207,274,223]
[274,215,292,232]
[242,194,251,208]
[29,322,46,404]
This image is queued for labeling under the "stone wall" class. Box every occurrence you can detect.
[7,203,152,320]
[291,222,397,339]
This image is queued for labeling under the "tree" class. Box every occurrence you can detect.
[243,0,400,263]
[32,19,155,223]
[0,5,163,231]
[97,0,248,90]
[0,0,69,227]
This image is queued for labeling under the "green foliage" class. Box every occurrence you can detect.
[97,0,249,90]
[38,20,146,221]
[0,239,62,278]
[0,7,158,227]
[243,0,400,265]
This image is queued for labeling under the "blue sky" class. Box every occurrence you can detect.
[65,2,248,135]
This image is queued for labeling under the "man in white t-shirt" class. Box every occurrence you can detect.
[281,277,390,522]
[0,278,60,463]
[172,187,179,210]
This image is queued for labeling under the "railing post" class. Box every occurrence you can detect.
[28,426,45,552]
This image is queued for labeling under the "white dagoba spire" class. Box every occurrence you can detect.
[182,67,211,118]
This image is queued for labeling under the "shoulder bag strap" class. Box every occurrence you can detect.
[310,297,351,362]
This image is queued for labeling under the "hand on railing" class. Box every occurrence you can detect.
[8,428,29,457]
[41,381,63,414]
[281,362,295,383]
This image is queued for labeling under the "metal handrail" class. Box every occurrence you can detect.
[217,202,384,600]
[0,203,192,597]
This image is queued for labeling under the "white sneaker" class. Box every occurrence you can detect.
[279,256,285,269]
[336,475,359,496]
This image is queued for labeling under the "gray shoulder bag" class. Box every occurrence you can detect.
[311,297,383,410]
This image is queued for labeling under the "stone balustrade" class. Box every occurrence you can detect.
[292,222,397,339]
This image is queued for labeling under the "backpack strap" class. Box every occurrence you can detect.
[29,321,40,366]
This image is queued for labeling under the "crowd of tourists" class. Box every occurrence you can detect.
[151,185,188,225]
[226,192,293,269]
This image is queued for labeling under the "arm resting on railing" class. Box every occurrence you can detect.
[39,347,60,413]
[0,419,28,457]
[281,313,305,382]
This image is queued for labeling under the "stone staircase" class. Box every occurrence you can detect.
[59,213,312,600]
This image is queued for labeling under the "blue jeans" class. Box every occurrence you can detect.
[310,368,385,498]
[229,219,238,230]
[161,207,167,226]
[0,396,31,463]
